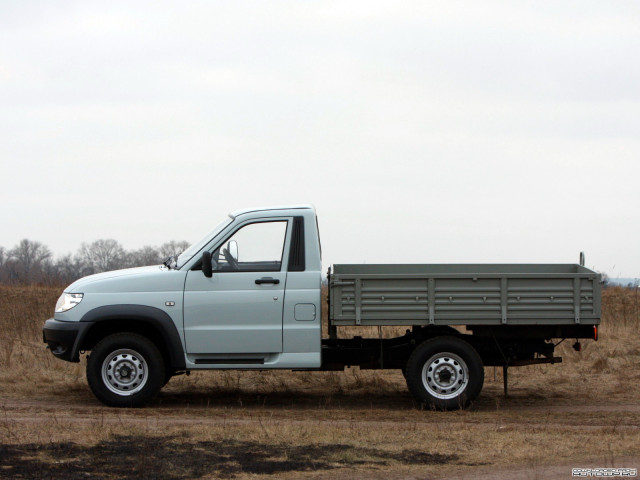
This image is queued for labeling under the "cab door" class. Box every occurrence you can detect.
[183,219,290,354]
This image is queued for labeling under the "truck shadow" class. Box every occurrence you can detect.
[153,388,416,410]
[150,386,557,412]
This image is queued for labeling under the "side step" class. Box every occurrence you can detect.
[194,358,265,365]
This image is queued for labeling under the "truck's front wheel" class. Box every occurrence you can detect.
[86,333,165,407]
[405,336,484,410]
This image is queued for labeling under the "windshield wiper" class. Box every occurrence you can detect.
[162,256,175,270]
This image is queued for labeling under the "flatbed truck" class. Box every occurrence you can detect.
[43,205,600,409]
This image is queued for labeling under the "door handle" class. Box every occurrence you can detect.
[255,277,280,285]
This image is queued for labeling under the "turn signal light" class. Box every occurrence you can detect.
[593,325,598,341]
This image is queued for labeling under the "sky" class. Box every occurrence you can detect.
[1,1,639,277]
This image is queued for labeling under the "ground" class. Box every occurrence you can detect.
[1,286,639,479]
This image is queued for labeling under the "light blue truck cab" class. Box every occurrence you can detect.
[44,205,323,406]
[44,205,600,409]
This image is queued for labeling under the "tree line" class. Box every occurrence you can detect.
[0,239,190,285]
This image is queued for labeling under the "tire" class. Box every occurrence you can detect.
[163,367,175,387]
[405,336,484,410]
[86,333,165,407]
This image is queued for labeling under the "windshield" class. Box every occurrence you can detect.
[176,216,234,268]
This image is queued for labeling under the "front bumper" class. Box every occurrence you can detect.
[42,318,92,362]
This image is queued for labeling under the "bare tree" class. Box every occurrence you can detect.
[127,246,162,267]
[0,238,195,284]
[7,239,52,283]
[79,239,126,273]
[52,253,91,283]
[159,241,190,260]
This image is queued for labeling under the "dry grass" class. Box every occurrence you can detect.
[1,285,639,479]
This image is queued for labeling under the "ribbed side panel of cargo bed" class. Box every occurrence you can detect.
[329,264,601,327]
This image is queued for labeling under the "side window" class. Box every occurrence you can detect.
[213,221,287,272]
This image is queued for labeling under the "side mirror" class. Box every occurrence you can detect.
[202,251,213,278]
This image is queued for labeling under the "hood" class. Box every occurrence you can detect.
[66,265,186,294]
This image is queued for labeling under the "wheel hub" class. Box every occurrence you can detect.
[422,352,469,400]
[436,367,453,384]
[116,364,133,380]
[102,349,149,396]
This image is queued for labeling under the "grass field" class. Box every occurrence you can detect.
[1,285,639,479]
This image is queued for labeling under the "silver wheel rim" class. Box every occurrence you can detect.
[422,352,469,400]
[101,349,148,396]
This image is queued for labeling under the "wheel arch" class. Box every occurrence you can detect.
[78,305,186,370]
[412,326,503,367]
[414,325,462,340]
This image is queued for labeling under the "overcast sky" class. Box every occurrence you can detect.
[2,1,639,277]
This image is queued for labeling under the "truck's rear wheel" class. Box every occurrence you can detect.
[87,333,165,407]
[405,336,483,410]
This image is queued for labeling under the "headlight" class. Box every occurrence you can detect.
[55,293,84,313]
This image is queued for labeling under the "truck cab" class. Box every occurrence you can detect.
[44,205,323,406]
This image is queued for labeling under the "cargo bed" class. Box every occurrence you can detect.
[329,264,601,327]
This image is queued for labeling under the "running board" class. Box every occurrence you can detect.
[194,358,265,365]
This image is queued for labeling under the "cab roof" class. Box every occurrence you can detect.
[229,204,315,219]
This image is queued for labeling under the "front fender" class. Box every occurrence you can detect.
[79,304,186,370]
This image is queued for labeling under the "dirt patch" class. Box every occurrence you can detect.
[0,435,457,479]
